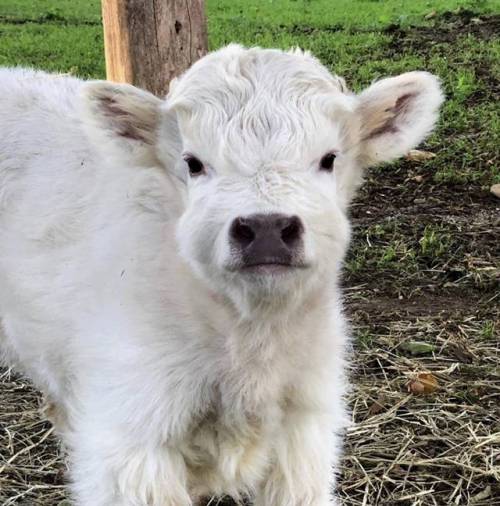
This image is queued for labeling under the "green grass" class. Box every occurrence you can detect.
[0,0,102,23]
[2,0,497,30]
[0,22,105,77]
[419,225,452,259]
[480,320,496,339]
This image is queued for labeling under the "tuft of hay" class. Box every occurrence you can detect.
[0,369,67,505]
[338,294,500,506]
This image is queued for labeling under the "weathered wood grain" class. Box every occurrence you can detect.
[102,0,208,96]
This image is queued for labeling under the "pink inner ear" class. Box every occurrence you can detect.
[98,96,148,143]
[118,126,144,141]
[393,92,417,115]
[366,92,417,140]
[365,122,398,140]
[99,96,125,117]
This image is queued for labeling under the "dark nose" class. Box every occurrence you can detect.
[229,213,304,266]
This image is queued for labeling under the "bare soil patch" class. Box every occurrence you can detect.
[386,12,500,49]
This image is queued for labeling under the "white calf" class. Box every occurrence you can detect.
[0,45,443,505]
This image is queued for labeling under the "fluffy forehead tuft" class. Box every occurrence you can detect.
[168,45,348,106]
[164,45,354,170]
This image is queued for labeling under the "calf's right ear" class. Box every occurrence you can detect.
[80,81,163,166]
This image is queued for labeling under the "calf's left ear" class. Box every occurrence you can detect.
[357,71,444,167]
[80,82,163,166]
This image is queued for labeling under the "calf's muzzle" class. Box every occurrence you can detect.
[229,213,304,268]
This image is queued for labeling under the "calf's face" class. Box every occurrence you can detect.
[82,45,443,310]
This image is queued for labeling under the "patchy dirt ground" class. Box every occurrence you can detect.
[0,9,499,506]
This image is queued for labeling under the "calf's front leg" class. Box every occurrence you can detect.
[70,426,193,506]
[255,411,339,506]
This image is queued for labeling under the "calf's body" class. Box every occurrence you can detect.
[0,46,442,505]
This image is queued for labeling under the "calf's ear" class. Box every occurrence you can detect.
[80,81,163,166]
[357,72,444,167]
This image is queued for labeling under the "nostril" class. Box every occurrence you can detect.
[230,218,256,247]
[281,216,304,246]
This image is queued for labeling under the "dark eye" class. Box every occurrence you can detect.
[185,156,205,177]
[319,152,336,172]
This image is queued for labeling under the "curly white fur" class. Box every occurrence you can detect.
[0,45,443,505]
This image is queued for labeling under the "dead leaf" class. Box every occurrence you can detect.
[407,372,438,395]
[490,184,500,199]
[425,10,437,19]
[413,175,424,183]
[406,149,436,162]
[367,393,387,416]
[408,380,425,394]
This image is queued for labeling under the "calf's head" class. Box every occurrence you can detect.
[82,45,443,311]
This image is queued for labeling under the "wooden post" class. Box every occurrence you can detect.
[102,0,208,97]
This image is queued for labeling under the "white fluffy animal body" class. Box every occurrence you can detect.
[0,45,443,505]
